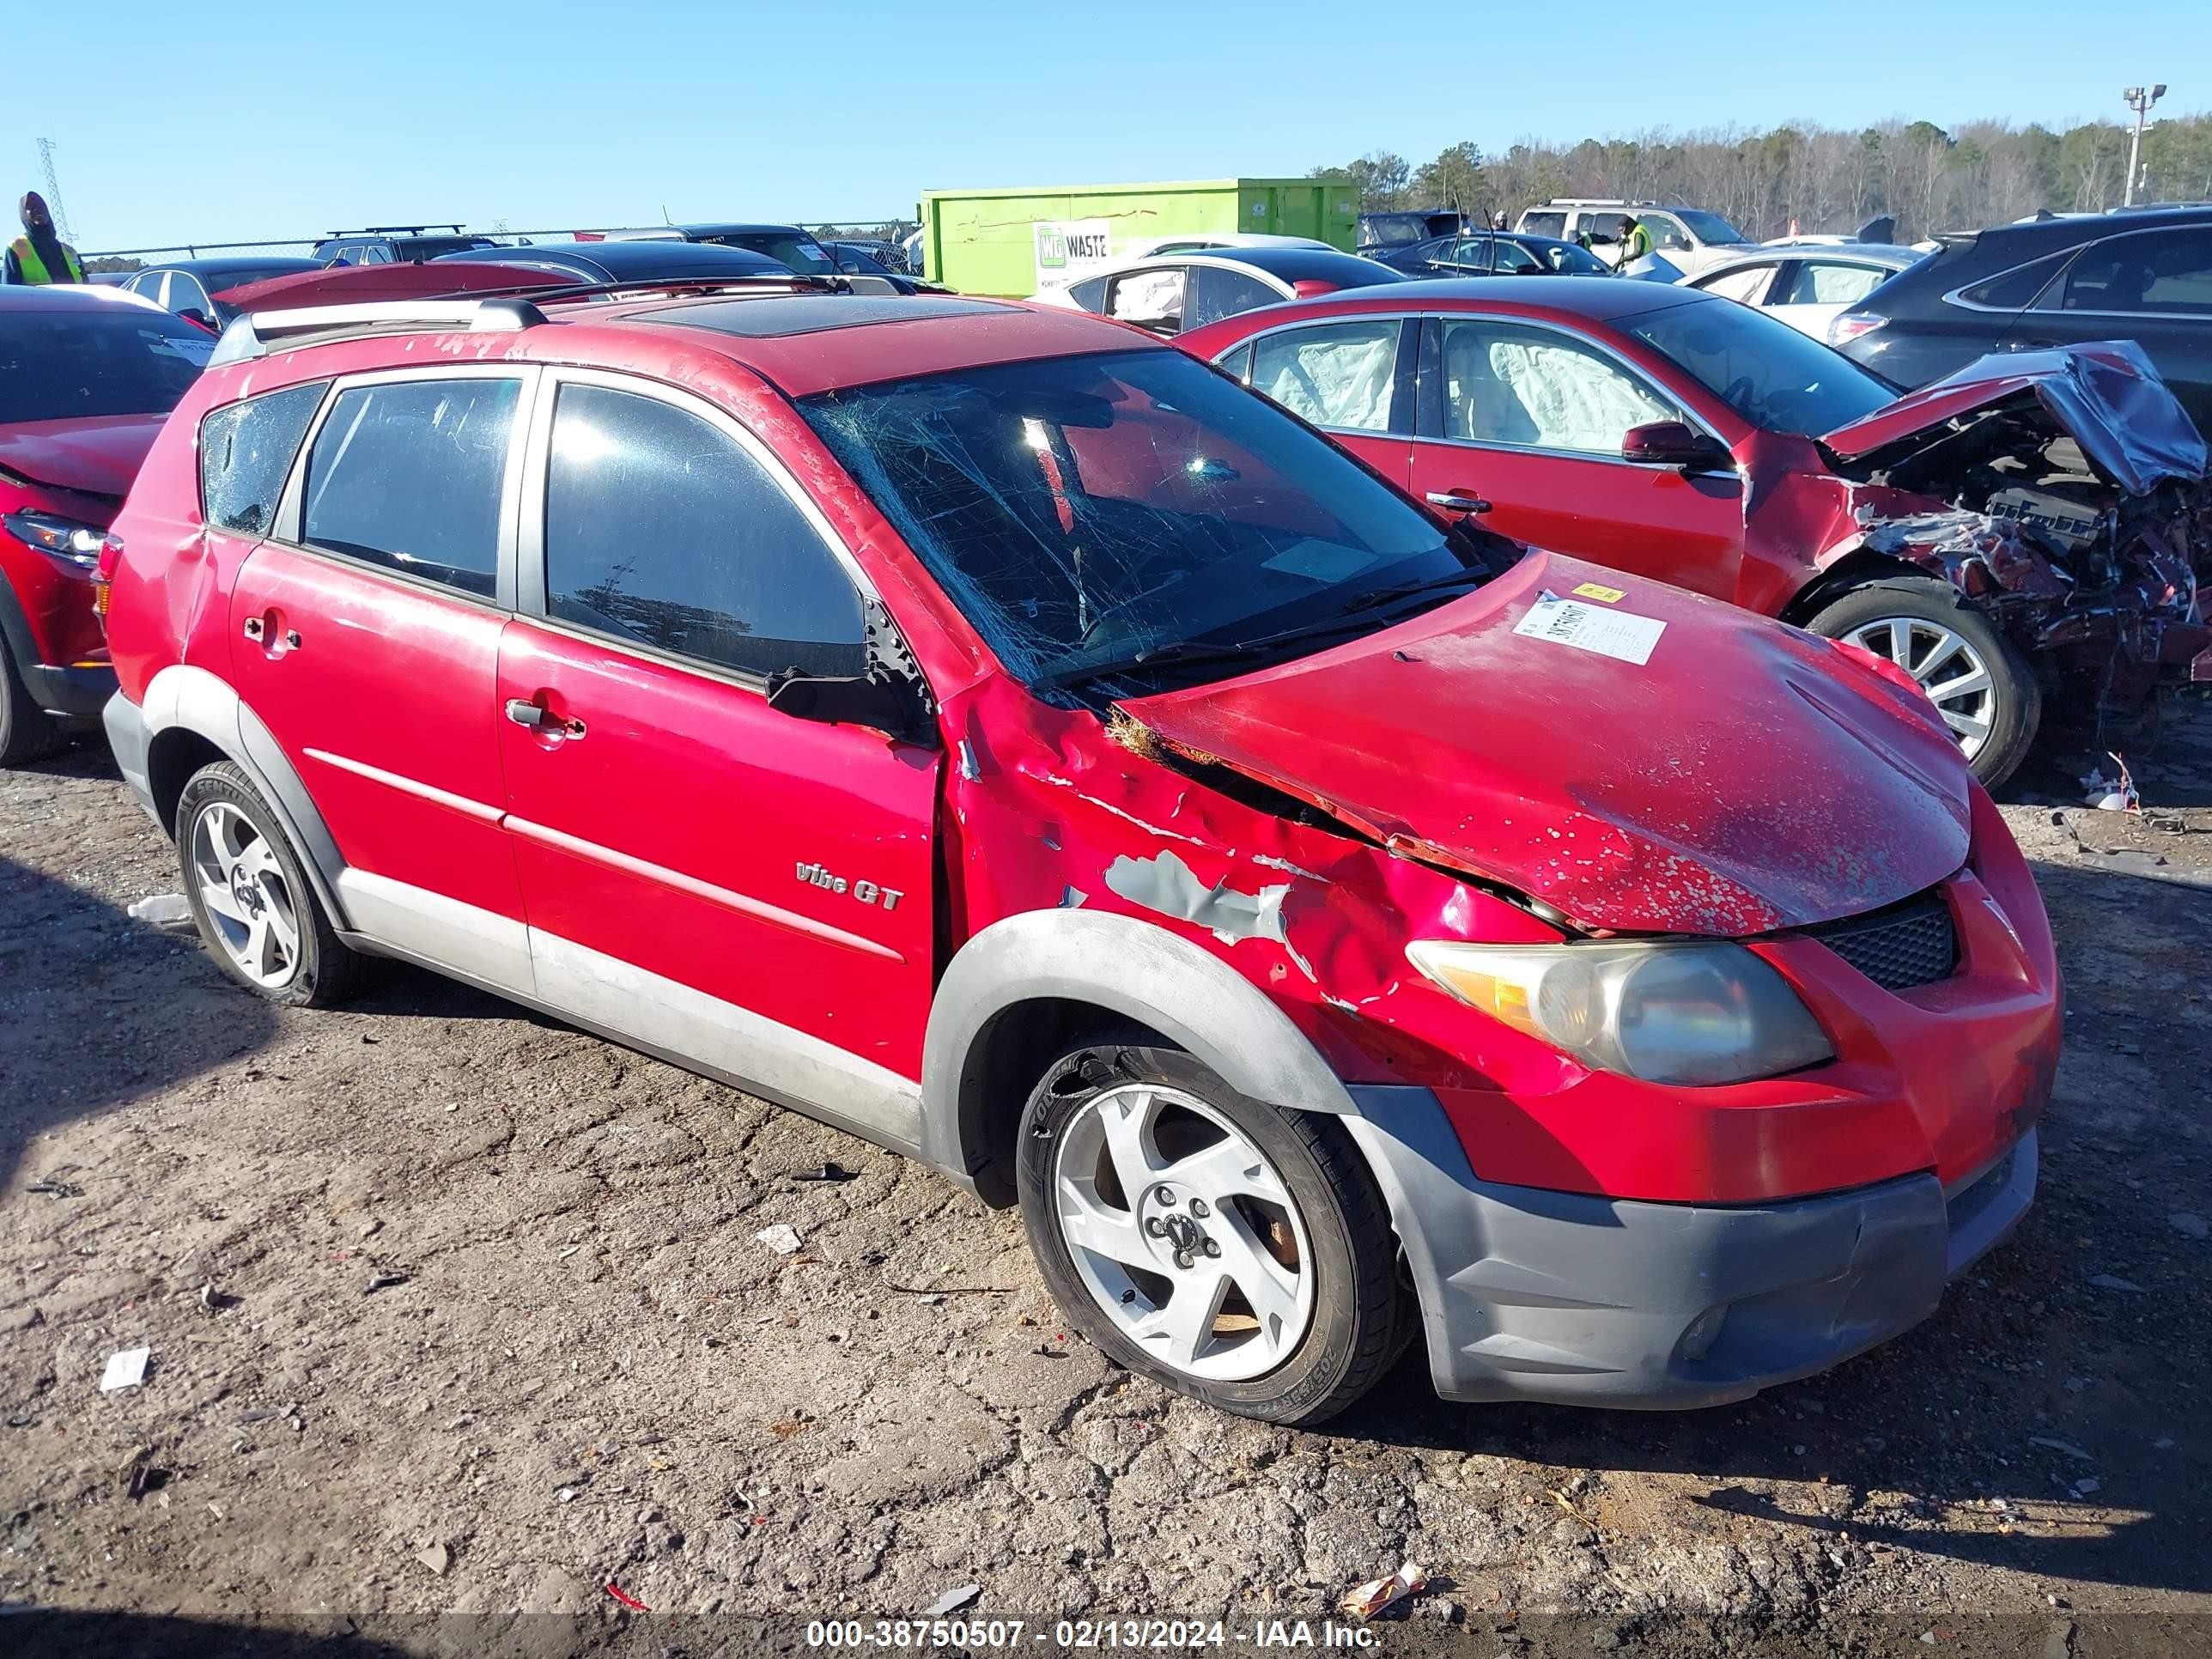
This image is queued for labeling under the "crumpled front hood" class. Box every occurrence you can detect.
[1822,339,2208,496]
[0,414,164,501]
[1120,555,1974,937]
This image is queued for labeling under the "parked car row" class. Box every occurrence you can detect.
[5,200,2202,1427]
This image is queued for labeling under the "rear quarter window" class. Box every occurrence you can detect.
[200,383,327,535]
[1958,250,2069,311]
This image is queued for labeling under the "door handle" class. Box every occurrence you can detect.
[241,615,301,650]
[505,697,586,740]
[1425,489,1492,514]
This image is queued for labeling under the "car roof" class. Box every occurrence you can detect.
[1699,245,1921,274]
[0,284,206,328]
[1375,274,1706,319]
[0,284,173,313]
[1957,203,2212,258]
[434,241,788,277]
[215,289,1161,401]
[1065,246,1403,290]
[143,256,325,278]
[676,223,816,239]
[628,294,1000,337]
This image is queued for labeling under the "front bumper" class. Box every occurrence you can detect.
[25,659,116,726]
[1346,1086,2036,1409]
[101,690,160,825]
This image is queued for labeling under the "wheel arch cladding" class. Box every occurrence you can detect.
[1779,548,1940,629]
[137,664,352,929]
[921,907,1363,1207]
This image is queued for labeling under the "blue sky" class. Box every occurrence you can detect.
[9,0,2208,253]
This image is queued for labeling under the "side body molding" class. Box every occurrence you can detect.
[131,665,353,931]
[921,908,1359,1188]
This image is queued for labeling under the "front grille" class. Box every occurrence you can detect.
[1805,891,1958,992]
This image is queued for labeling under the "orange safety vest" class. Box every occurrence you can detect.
[9,235,85,283]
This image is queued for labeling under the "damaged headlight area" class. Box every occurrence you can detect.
[1405,939,1832,1086]
[3,510,107,570]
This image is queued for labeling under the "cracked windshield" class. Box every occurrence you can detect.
[803,349,1504,691]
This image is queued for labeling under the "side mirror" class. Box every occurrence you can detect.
[1621,421,1733,471]
[765,669,920,738]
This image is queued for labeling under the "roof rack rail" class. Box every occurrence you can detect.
[207,297,548,368]
[205,274,849,368]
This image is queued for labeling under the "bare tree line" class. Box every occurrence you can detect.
[1316,113,2212,241]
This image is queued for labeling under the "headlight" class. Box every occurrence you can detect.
[4,509,107,569]
[1406,939,1832,1086]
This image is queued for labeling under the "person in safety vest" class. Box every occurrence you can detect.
[1617,215,1654,264]
[6,192,84,285]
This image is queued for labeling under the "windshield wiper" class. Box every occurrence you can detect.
[1338,563,1492,615]
[1037,568,1491,696]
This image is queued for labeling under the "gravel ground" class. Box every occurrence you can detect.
[3,712,2210,1658]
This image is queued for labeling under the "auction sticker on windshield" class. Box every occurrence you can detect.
[1513,592,1665,665]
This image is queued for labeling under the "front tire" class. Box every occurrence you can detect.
[1806,577,2040,790]
[175,761,361,1007]
[0,628,66,768]
[1016,1040,1401,1426]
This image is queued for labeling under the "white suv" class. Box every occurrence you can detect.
[1513,201,1757,276]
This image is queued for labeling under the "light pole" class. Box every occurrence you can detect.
[2123,83,2166,207]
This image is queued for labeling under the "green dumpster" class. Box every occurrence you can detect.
[916,178,1361,295]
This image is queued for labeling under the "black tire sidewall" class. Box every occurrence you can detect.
[0,625,64,768]
[175,763,337,1007]
[1016,1042,1394,1425]
[1807,577,2041,789]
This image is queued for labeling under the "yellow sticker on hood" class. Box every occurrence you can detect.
[1571,581,1626,603]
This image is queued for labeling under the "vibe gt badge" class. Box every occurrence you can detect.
[795,860,905,911]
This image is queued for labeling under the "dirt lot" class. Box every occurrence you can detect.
[3,713,2211,1658]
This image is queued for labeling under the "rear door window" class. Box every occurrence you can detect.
[542,383,866,680]
[1188,266,1284,328]
[1521,212,1567,238]
[201,383,326,535]
[1437,319,1678,451]
[2063,229,2212,313]
[300,378,521,599]
[1104,266,1187,332]
[1698,263,1781,304]
[1779,260,1890,306]
[1249,319,1406,433]
[167,276,212,319]
[1065,275,1109,312]
[1642,214,1693,252]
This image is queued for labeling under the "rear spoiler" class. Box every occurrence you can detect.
[209,299,546,368]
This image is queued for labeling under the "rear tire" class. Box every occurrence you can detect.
[0,628,67,768]
[1806,577,2040,790]
[175,761,362,1008]
[1016,1039,1401,1426]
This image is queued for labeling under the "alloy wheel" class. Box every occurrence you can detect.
[187,799,302,988]
[1051,1082,1316,1382]
[1841,616,1997,760]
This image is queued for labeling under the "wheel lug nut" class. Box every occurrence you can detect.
[1188,1199,1209,1218]
[1143,1218,1166,1237]
[1154,1186,1176,1206]
[1202,1240,1220,1258]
